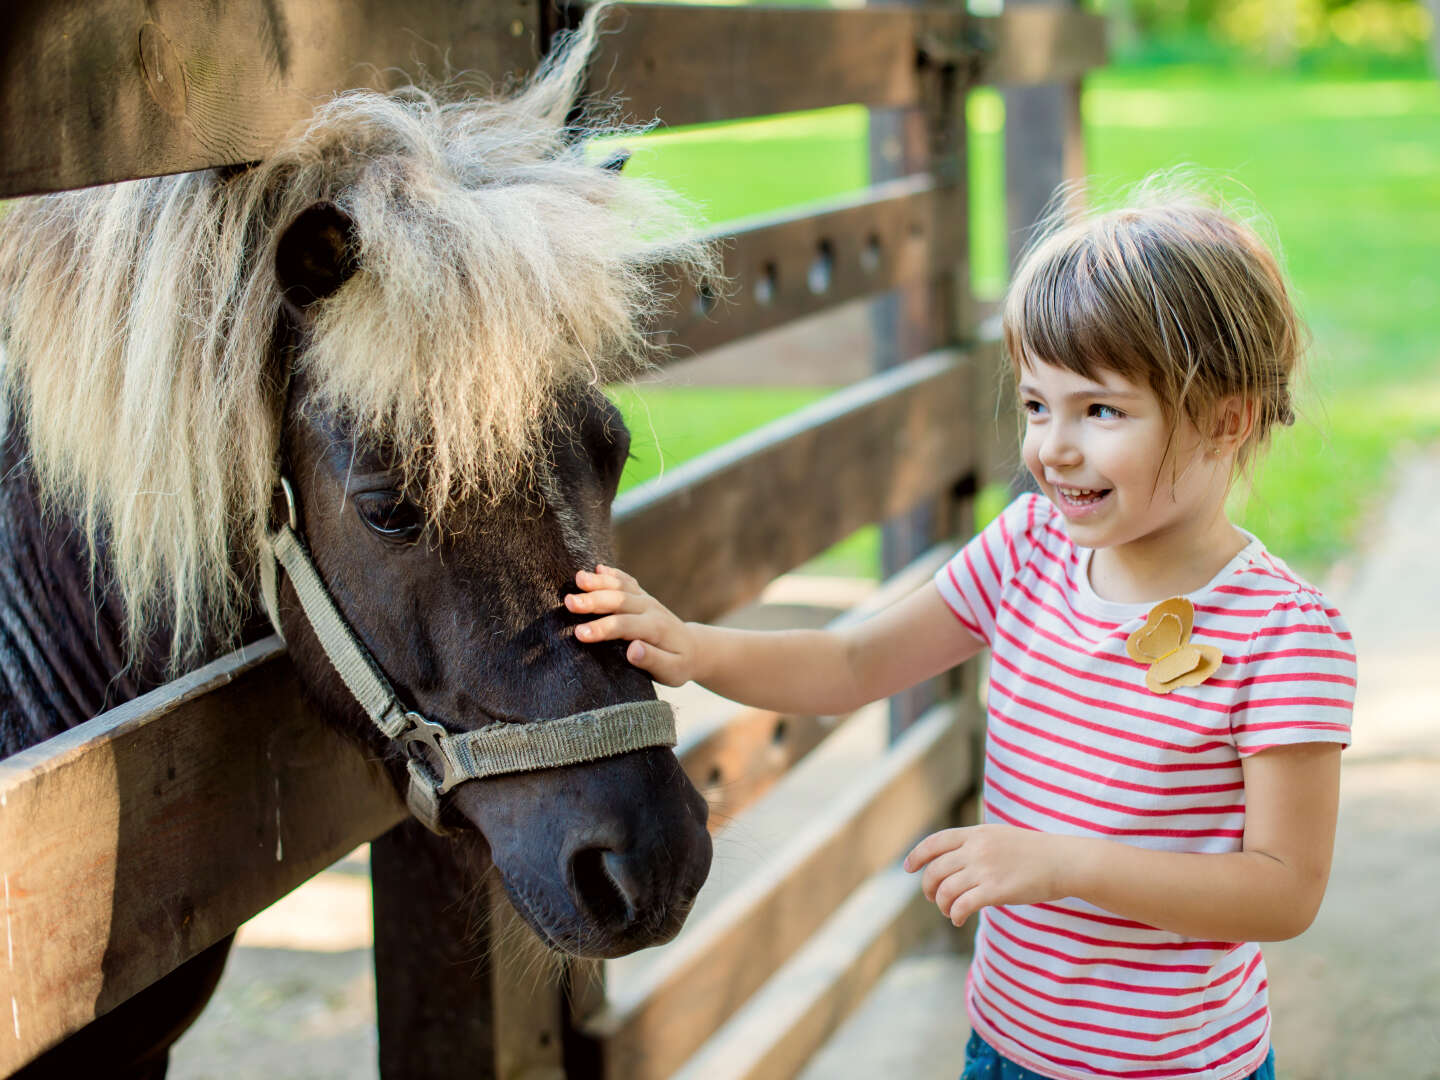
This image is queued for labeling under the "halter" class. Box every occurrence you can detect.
[258,476,676,834]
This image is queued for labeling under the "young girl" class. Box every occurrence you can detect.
[566,181,1355,1080]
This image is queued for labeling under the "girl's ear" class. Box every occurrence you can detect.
[1208,396,1257,454]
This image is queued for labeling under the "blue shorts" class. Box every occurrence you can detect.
[960,1032,1277,1080]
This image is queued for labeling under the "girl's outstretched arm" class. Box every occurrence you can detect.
[568,564,984,716]
[905,741,1342,942]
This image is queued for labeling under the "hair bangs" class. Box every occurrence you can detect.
[1003,232,1160,396]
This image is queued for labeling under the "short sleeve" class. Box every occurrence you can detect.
[932,494,1040,647]
[1229,591,1357,755]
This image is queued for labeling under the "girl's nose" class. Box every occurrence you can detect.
[1039,424,1082,469]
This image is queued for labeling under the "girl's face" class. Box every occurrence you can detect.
[1018,358,1232,559]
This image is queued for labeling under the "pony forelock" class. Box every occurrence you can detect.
[0,7,712,666]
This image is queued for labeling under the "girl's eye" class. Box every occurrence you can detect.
[355,491,424,543]
[1022,399,1047,417]
[1089,403,1124,420]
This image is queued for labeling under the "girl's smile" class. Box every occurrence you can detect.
[1019,358,1245,601]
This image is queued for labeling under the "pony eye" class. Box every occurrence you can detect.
[355,491,423,543]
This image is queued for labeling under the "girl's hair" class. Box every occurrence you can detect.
[1002,172,1306,471]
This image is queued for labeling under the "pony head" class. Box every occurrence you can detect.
[0,5,716,957]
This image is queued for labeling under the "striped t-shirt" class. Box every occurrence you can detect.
[933,493,1356,1080]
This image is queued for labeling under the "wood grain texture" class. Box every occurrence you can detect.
[670,864,940,1080]
[0,638,405,1074]
[980,3,1107,87]
[1002,1,1091,272]
[0,0,536,198]
[371,819,498,1080]
[614,350,976,624]
[370,835,566,1080]
[1,3,1105,199]
[576,702,973,1080]
[582,4,1106,128]
[676,546,954,828]
[658,174,965,360]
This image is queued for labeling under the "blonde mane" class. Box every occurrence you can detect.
[0,9,710,664]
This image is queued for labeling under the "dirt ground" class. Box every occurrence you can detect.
[169,449,1440,1079]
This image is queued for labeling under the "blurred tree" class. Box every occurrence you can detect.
[1424,0,1440,68]
[1092,0,1434,65]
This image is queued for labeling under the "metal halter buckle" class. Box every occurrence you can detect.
[399,712,463,795]
[278,475,300,530]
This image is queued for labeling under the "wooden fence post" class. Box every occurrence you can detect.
[868,0,974,741]
[1003,0,1087,272]
[371,821,500,1079]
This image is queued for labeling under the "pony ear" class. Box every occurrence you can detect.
[275,202,360,307]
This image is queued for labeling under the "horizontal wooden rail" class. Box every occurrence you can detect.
[577,701,974,1080]
[614,349,976,624]
[0,639,404,1073]
[659,175,963,357]
[671,864,939,1080]
[1,0,537,199]
[677,545,954,828]
[2,3,1105,198]
[583,3,1107,128]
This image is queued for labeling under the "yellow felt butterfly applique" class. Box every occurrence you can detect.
[1125,597,1223,695]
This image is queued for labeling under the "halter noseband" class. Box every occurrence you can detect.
[258,476,676,834]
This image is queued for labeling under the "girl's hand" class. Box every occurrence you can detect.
[566,565,698,687]
[903,825,1079,927]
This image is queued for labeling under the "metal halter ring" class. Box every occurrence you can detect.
[399,713,465,796]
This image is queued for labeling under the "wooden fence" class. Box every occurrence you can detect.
[0,2,1102,1076]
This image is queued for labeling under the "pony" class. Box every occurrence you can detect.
[0,7,715,1075]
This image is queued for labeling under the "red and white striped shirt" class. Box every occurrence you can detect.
[934,494,1356,1080]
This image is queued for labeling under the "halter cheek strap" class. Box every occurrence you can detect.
[258,476,676,834]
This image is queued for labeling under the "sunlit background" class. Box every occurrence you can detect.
[612,0,1440,583]
[168,5,1440,1075]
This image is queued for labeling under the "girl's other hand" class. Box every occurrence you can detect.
[566,564,698,687]
[903,825,1078,927]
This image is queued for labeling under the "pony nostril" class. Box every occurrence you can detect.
[570,846,638,928]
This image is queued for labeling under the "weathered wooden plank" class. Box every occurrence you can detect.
[1,3,1105,199]
[677,546,954,828]
[0,0,536,198]
[978,3,1107,89]
[1002,1,1091,270]
[577,702,973,1080]
[371,839,567,1080]
[371,819,496,1080]
[659,175,964,358]
[490,879,568,1080]
[581,4,1107,128]
[0,638,404,1073]
[614,350,976,624]
[671,864,939,1080]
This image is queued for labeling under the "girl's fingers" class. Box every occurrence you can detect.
[596,564,639,589]
[576,568,627,593]
[625,639,687,686]
[577,564,641,595]
[574,614,632,644]
[565,588,643,615]
[919,848,971,904]
[933,867,978,915]
[947,884,987,927]
[903,828,968,874]
[576,612,676,652]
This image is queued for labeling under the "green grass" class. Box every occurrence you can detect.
[1081,68,1440,571]
[610,68,1440,581]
